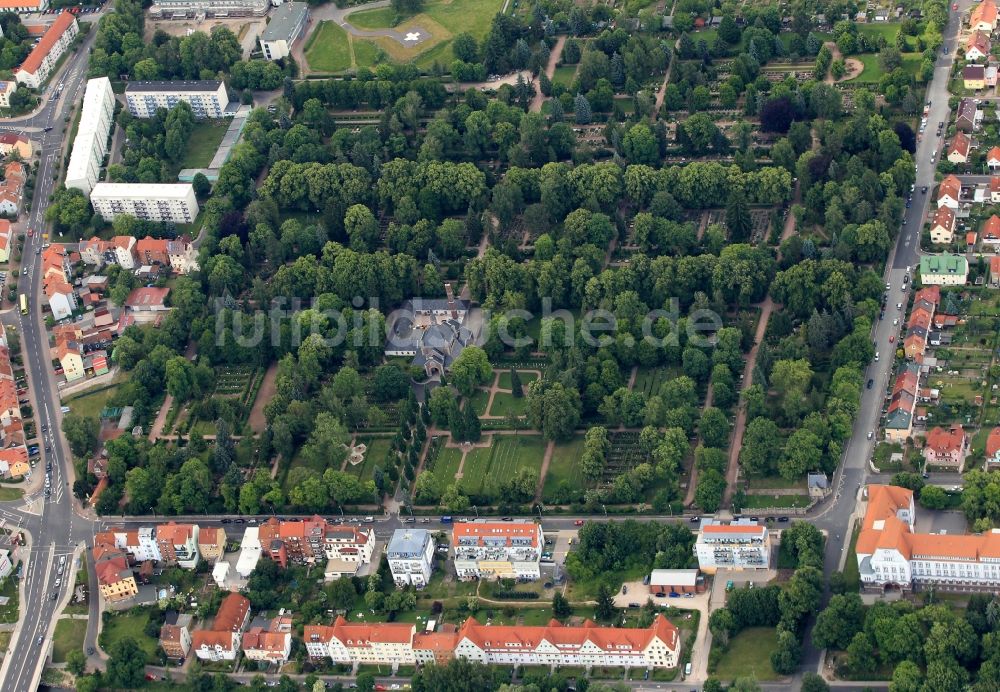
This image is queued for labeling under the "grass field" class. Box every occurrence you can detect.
[468,389,490,417]
[0,487,22,501]
[0,575,18,623]
[713,627,781,682]
[552,65,577,86]
[742,494,811,509]
[461,434,546,497]
[349,437,392,482]
[488,391,527,417]
[541,436,585,502]
[181,121,230,169]
[346,0,504,67]
[428,446,463,490]
[64,382,123,421]
[305,21,353,72]
[497,370,538,390]
[100,611,159,663]
[51,618,87,663]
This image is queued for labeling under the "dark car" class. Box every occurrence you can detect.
[778,517,789,522]
[867,378,874,389]
[922,186,928,194]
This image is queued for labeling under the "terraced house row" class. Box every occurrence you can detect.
[304,614,681,671]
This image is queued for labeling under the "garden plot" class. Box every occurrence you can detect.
[214,365,258,398]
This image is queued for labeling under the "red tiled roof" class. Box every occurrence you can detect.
[973,0,998,27]
[932,206,955,231]
[124,287,170,308]
[987,428,1000,457]
[989,146,1000,164]
[925,424,965,454]
[939,175,961,201]
[452,521,541,547]
[17,12,75,77]
[949,132,970,158]
[213,593,250,633]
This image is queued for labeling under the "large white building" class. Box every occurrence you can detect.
[304,614,680,670]
[125,81,228,119]
[858,484,1000,592]
[259,2,309,61]
[452,521,543,581]
[15,11,77,89]
[149,0,268,18]
[90,183,199,223]
[694,519,771,573]
[387,529,435,588]
[66,77,115,195]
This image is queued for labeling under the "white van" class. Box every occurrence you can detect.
[684,662,692,678]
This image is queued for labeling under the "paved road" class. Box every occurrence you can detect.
[0,20,103,691]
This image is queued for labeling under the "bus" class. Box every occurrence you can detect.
[18,294,26,315]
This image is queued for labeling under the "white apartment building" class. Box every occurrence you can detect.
[15,11,77,89]
[125,81,228,119]
[694,519,771,573]
[858,484,1000,591]
[304,615,680,670]
[149,0,269,18]
[0,81,17,109]
[452,521,543,581]
[96,527,163,563]
[90,183,199,223]
[259,2,308,61]
[322,525,375,563]
[66,77,115,195]
[0,548,12,580]
[387,529,435,588]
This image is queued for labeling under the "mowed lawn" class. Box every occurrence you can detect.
[428,446,463,490]
[488,391,527,417]
[497,370,538,390]
[712,627,781,682]
[100,611,160,663]
[305,21,352,72]
[64,382,122,420]
[461,434,546,497]
[181,120,230,169]
[52,618,87,662]
[542,436,585,502]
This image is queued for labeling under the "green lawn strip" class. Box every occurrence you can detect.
[541,436,586,503]
[429,446,463,489]
[746,475,806,491]
[180,121,231,169]
[305,22,353,73]
[346,6,398,29]
[461,435,545,497]
[742,494,811,509]
[712,627,781,682]
[51,618,87,662]
[353,39,382,69]
[0,487,22,501]
[100,611,159,663]
[843,524,861,590]
[551,65,577,86]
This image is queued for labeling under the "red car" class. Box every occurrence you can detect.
[573,520,584,526]
[953,2,958,8]
[889,335,895,343]
[26,229,32,237]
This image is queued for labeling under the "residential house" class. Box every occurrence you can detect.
[885,364,921,442]
[991,256,1000,287]
[0,219,12,262]
[242,614,293,665]
[156,522,200,569]
[387,529,435,588]
[986,216,1000,249]
[55,336,84,382]
[160,613,193,660]
[938,175,962,209]
[14,11,77,88]
[197,526,226,564]
[0,549,12,580]
[967,30,992,61]
[957,98,979,132]
[947,132,971,164]
[989,147,1000,172]
[79,237,112,267]
[256,517,374,571]
[192,593,251,662]
[0,82,17,110]
[965,65,987,89]
[0,447,27,479]
[923,424,968,471]
[920,254,969,286]
[167,236,199,273]
[135,236,170,266]
[972,0,999,31]
[45,279,76,321]
[113,236,138,269]
[0,161,24,216]
[94,545,138,603]
[930,206,956,244]
[986,428,1000,468]
[124,287,170,315]
[0,133,31,159]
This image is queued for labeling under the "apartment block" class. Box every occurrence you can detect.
[90,183,199,224]
[149,0,268,18]
[160,613,193,660]
[259,2,308,61]
[125,80,228,119]
[242,613,293,664]
[15,11,78,89]
[304,614,680,670]
[94,545,138,603]
[256,516,374,568]
[452,521,543,581]
[197,526,226,563]
[387,529,435,588]
[693,519,770,573]
[192,593,251,661]
[156,522,200,569]
[66,77,115,195]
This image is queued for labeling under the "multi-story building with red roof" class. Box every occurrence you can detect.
[452,520,543,580]
[858,484,1000,591]
[303,614,680,670]
[922,424,968,471]
[192,593,251,661]
[156,522,200,569]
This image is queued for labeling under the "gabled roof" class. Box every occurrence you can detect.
[925,424,965,454]
[985,215,1000,239]
[17,12,75,77]
[973,0,998,27]
[968,30,992,54]
[948,132,971,158]
[987,427,1000,457]
[989,147,1000,164]
[938,175,961,201]
[931,206,955,231]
